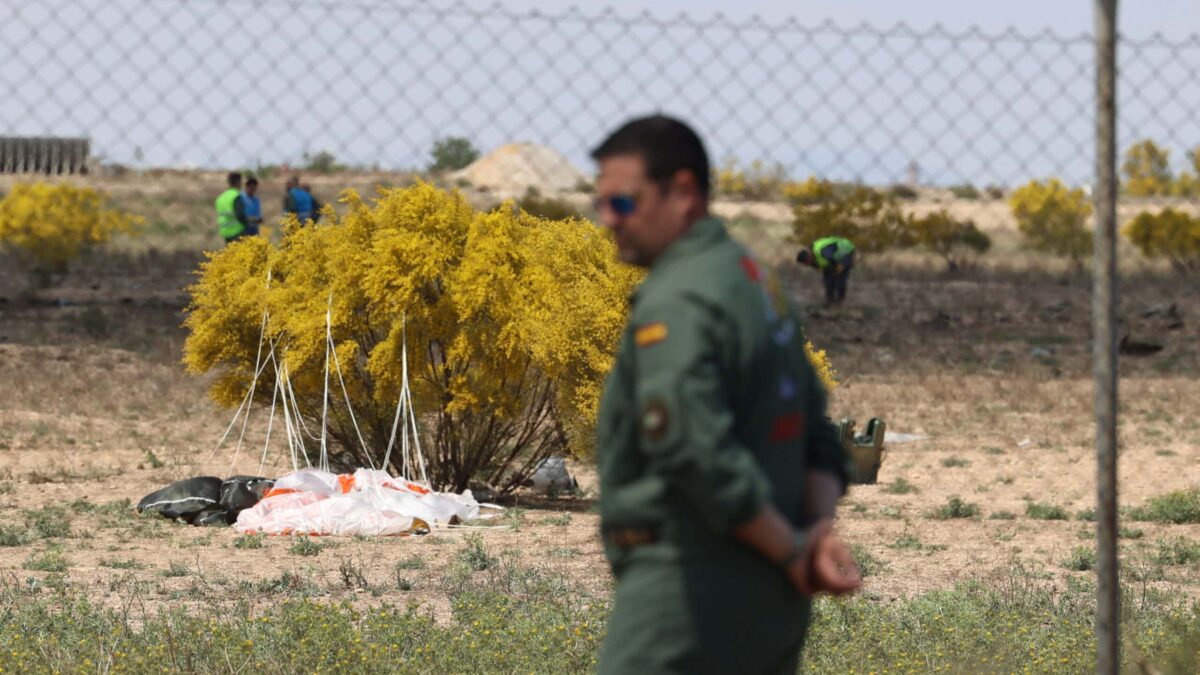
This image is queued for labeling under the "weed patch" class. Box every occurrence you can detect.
[882,478,918,495]
[930,497,980,520]
[1025,502,1069,520]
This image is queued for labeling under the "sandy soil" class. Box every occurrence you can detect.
[0,174,1197,617]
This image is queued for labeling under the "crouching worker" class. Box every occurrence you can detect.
[592,115,861,675]
[796,236,856,305]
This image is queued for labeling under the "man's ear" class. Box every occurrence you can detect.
[670,169,703,215]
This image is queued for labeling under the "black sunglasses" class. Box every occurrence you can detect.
[594,193,638,217]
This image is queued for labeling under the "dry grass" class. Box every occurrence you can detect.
[0,179,1197,626]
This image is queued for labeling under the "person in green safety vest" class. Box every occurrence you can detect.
[215,172,251,245]
[796,236,856,305]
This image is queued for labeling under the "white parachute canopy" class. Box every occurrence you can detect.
[209,286,498,536]
[235,467,484,536]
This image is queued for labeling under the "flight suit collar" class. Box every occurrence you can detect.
[632,215,726,303]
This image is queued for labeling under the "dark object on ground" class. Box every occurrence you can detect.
[1118,335,1164,356]
[138,475,274,526]
[837,417,887,484]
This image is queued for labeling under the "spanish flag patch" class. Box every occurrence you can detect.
[634,322,669,347]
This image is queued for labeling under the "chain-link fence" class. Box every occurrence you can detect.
[1,0,1198,191]
[0,2,1193,667]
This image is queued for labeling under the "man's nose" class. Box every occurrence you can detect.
[597,209,619,230]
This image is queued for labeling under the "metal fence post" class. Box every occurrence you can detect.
[1093,1,1120,673]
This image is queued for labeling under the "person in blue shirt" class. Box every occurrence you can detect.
[237,176,263,236]
[282,175,315,223]
[301,182,323,224]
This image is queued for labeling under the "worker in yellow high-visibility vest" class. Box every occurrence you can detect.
[796,236,856,305]
[215,172,251,245]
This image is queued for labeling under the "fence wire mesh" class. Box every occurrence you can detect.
[0,1,1196,183]
[0,0,1198,265]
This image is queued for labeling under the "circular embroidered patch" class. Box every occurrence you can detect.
[641,400,670,441]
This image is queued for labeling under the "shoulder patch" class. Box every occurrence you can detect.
[768,412,805,443]
[634,322,668,348]
[739,255,762,283]
[641,399,670,441]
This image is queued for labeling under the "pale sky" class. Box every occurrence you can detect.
[1,0,1196,183]
[487,1,1198,39]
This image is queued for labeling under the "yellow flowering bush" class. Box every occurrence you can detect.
[714,158,788,201]
[1008,178,1093,265]
[805,341,837,391]
[184,183,641,492]
[906,210,991,271]
[790,178,911,253]
[1123,208,1200,273]
[1122,139,1173,197]
[0,182,141,278]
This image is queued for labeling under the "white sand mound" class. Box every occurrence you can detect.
[452,142,587,196]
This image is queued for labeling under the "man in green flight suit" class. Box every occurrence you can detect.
[796,237,856,305]
[592,115,861,675]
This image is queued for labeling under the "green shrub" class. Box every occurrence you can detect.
[905,210,991,271]
[1122,139,1173,197]
[1025,502,1069,520]
[949,184,981,200]
[302,150,344,174]
[395,556,425,571]
[428,136,480,173]
[790,179,910,254]
[1127,487,1200,524]
[848,544,885,577]
[930,496,980,520]
[26,506,71,539]
[1062,546,1097,571]
[160,561,189,578]
[289,536,324,557]
[457,534,497,572]
[24,547,69,573]
[1151,538,1200,566]
[883,478,918,495]
[234,533,265,550]
[100,559,145,570]
[1119,527,1144,540]
[517,187,581,221]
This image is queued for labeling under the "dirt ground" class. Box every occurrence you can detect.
[0,173,1197,617]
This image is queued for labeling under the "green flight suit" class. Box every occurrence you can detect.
[596,216,848,675]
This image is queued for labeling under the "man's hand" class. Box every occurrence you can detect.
[785,518,861,596]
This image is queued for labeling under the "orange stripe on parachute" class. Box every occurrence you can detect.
[264,487,299,498]
[337,474,356,494]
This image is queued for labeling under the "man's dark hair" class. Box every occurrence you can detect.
[245,177,258,187]
[227,172,242,187]
[591,115,710,198]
